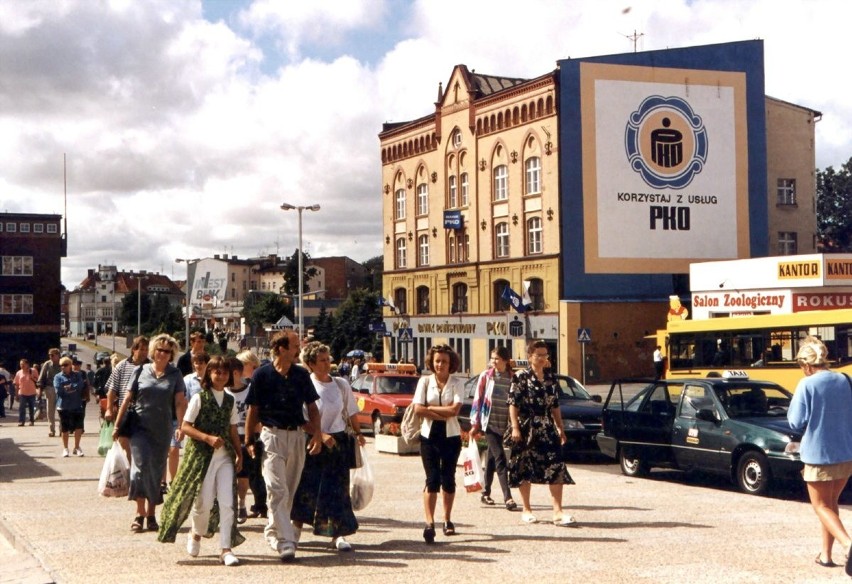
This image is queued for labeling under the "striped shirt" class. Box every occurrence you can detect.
[105,358,147,407]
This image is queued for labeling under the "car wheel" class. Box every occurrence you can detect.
[736,451,771,495]
[372,415,384,435]
[619,448,648,477]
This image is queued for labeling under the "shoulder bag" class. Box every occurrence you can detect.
[401,377,428,445]
[116,366,144,438]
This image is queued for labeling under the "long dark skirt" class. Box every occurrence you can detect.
[291,431,358,538]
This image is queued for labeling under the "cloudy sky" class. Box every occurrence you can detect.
[2,0,848,288]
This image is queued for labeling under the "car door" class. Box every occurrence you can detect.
[616,382,677,466]
[672,383,733,473]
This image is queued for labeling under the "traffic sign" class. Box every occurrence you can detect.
[398,327,413,342]
[577,328,592,343]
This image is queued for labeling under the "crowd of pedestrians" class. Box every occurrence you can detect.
[5,333,586,568]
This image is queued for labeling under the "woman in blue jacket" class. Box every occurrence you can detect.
[788,336,852,572]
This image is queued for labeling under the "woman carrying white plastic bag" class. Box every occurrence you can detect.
[350,444,374,511]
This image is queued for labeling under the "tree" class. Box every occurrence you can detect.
[817,158,852,251]
[281,249,319,296]
[119,290,151,334]
[242,292,293,335]
[312,304,334,345]
[362,255,383,292]
[327,288,383,360]
[148,294,183,335]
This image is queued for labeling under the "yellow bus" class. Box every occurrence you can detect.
[661,309,852,391]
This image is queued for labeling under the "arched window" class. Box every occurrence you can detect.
[525,157,541,195]
[395,188,406,220]
[416,286,430,315]
[418,234,429,266]
[493,279,510,312]
[460,172,469,206]
[416,183,428,216]
[495,222,510,258]
[447,232,457,264]
[396,238,407,269]
[448,175,458,208]
[393,287,407,315]
[527,216,543,255]
[452,283,468,314]
[493,165,508,201]
[527,278,544,311]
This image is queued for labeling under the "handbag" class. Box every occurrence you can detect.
[116,366,143,438]
[336,378,363,469]
[401,378,427,444]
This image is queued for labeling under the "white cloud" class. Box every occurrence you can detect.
[0,0,848,289]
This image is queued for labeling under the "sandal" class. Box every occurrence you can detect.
[443,521,456,536]
[505,499,518,511]
[815,553,837,568]
[146,515,159,531]
[131,516,144,532]
[480,494,495,505]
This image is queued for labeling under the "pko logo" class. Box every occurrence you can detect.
[625,95,707,189]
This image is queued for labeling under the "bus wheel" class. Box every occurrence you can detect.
[736,451,771,495]
[619,448,648,477]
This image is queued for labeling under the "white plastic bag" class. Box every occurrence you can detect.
[462,440,484,493]
[98,442,130,497]
[350,445,374,511]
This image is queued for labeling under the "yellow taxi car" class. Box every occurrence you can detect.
[350,363,420,434]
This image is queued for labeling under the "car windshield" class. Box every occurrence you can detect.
[715,384,791,418]
[375,376,419,395]
[556,376,593,401]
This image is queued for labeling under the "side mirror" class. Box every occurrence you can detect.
[696,408,718,423]
[591,395,602,403]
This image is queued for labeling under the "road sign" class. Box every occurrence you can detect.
[369,321,387,333]
[398,327,413,342]
[577,328,592,343]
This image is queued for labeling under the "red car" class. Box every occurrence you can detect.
[350,363,420,434]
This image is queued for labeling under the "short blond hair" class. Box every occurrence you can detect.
[150,333,180,362]
[235,350,260,368]
[59,356,73,367]
[301,341,330,366]
[796,336,829,367]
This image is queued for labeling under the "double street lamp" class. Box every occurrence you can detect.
[175,258,200,351]
[280,203,320,337]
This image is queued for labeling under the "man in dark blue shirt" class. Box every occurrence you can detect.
[245,330,321,562]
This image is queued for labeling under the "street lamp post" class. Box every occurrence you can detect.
[135,274,148,336]
[175,258,200,351]
[280,203,320,337]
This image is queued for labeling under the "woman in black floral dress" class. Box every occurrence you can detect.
[506,340,577,527]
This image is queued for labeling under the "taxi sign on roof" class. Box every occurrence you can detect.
[721,370,749,379]
[365,363,418,375]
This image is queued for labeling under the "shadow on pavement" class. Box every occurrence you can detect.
[0,438,60,483]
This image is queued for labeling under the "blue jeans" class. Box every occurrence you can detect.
[18,394,36,423]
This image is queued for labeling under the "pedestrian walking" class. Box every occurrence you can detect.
[413,344,464,543]
[14,359,39,426]
[54,357,87,457]
[158,355,244,567]
[506,340,577,527]
[105,336,150,463]
[470,346,517,510]
[231,350,266,521]
[243,330,322,562]
[37,348,62,436]
[787,336,852,572]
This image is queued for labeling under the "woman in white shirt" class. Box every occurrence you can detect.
[413,344,464,544]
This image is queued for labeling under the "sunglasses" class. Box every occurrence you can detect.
[154,347,173,355]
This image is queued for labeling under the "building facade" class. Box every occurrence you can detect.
[381,41,819,381]
[0,212,65,365]
[379,66,560,374]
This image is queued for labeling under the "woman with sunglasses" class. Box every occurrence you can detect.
[114,334,188,534]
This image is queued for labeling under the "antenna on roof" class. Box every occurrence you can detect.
[621,29,645,52]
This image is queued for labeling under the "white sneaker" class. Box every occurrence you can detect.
[62,448,69,458]
[221,551,239,566]
[73,447,84,457]
[278,542,296,561]
[267,536,280,552]
[333,537,352,552]
[186,534,200,557]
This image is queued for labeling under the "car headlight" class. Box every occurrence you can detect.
[391,405,399,415]
[563,419,585,431]
[784,441,800,454]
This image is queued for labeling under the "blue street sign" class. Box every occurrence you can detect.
[577,328,592,343]
[398,327,413,342]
